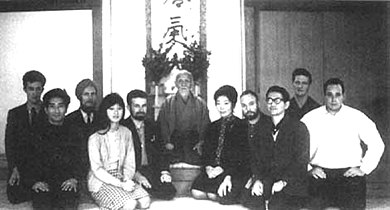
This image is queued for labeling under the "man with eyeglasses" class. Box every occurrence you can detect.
[287,68,320,119]
[301,78,384,210]
[244,86,310,210]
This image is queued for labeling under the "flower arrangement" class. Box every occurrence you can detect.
[142,44,175,84]
[180,41,211,82]
[142,42,211,84]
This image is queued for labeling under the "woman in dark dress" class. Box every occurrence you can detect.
[191,85,251,205]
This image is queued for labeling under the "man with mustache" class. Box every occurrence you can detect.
[5,70,46,204]
[123,89,176,200]
[239,90,270,209]
[287,68,320,120]
[65,78,99,200]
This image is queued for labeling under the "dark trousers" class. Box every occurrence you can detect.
[192,170,249,205]
[32,180,79,210]
[7,182,31,204]
[269,192,308,210]
[169,130,201,165]
[240,188,266,210]
[7,166,32,204]
[308,167,366,210]
[241,188,307,210]
[139,166,176,200]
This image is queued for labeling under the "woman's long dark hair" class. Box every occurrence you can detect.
[96,93,125,135]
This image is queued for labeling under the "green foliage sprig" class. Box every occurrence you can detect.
[180,42,211,82]
[142,44,175,84]
[142,42,211,84]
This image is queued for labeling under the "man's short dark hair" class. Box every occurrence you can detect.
[23,70,46,89]
[127,89,147,106]
[240,90,259,102]
[323,78,345,95]
[266,86,290,102]
[43,88,70,108]
[292,68,312,84]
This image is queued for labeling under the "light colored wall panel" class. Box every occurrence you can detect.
[207,0,244,121]
[0,10,93,154]
[258,11,323,113]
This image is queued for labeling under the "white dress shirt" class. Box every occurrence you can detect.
[301,105,385,175]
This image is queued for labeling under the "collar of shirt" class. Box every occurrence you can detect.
[80,109,93,123]
[272,116,285,135]
[27,102,41,113]
[131,117,144,130]
[323,104,345,116]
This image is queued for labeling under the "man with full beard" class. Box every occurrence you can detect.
[239,90,271,209]
[65,78,99,199]
[123,89,176,200]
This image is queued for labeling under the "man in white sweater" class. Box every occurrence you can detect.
[301,78,385,210]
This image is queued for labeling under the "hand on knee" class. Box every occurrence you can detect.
[137,196,151,209]
[207,193,218,201]
[122,199,137,210]
[191,189,207,200]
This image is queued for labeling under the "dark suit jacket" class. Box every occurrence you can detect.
[64,109,99,178]
[122,117,169,173]
[5,103,45,176]
[251,115,310,198]
[287,96,320,120]
[26,120,82,187]
[202,116,251,179]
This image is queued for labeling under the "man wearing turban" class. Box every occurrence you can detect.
[65,78,99,200]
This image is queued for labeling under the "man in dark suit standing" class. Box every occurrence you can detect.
[123,89,176,200]
[5,70,46,204]
[65,78,99,199]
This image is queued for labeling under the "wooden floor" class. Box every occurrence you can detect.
[0,180,389,210]
[0,155,389,209]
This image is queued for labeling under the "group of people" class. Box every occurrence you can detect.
[4,68,385,210]
[5,71,175,210]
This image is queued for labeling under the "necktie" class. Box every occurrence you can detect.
[87,113,92,124]
[30,107,37,126]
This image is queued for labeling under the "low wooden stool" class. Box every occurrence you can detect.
[170,163,201,197]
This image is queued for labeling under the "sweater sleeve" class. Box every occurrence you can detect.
[123,130,136,181]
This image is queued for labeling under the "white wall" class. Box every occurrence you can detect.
[206,0,245,121]
[0,10,93,154]
[0,1,247,154]
[101,0,245,121]
[102,0,146,118]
